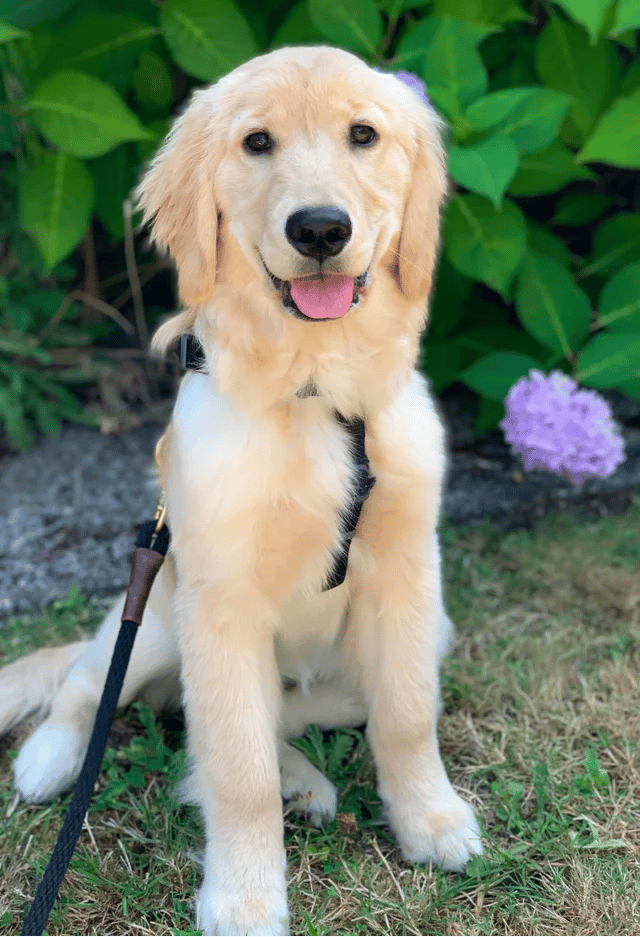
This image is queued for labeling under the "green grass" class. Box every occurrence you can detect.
[1,501,639,935]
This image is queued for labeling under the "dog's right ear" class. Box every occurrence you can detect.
[137,90,222,306]
[397,109,447,304]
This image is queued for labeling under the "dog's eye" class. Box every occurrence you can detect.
[350,125,377,147]
[244,131,273,154]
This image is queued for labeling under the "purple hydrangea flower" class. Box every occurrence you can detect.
[394,70,429,103]
[500,369,625,485]
[374,67,429,104]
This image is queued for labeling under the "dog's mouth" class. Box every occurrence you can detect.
[261,259,368,321]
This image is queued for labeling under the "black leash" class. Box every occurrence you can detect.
[178,333,375,590]
[21,519,170,937]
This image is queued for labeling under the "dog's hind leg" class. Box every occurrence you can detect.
[279,741,338,827]
[13,562,180,803]
[278,677,367,827]
[0,641,89,737]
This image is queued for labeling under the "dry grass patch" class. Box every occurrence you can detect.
[1,501,639,935]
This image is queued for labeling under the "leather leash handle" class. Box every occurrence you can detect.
[20,518,170,937]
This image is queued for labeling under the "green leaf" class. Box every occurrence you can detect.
[431,0,529,24]
[429,257,472,339]
[576,332,640,387]
[0,385,32,450]
[454,326,550,362]
[621,56,640,96]
[465,86,571,154]
[90,145,138,240]
[508,142,595,196]
[20,150,94,270]
[460,351,541,400]
[0,111,14,152]
[475,395,505,432]
[272,2,325,46]
[0,336,51,363]
[375,0,418,14]
[598,263,640,332]
[136,118,169,164]
[479,31,513,71]
[610,0,640,35]
[0,18,27,42]
[515,251,592,358]
[448,136,519,207]
[29,71,151,159]
[583,213,640,279]
[552,193,615,226]
[0,0,77,28]
[233,0,268,47]
[526,221,572,268]
[578,90,640,168]
[161,0,258,82]
[486,33,538,89]
[617,375,640,400]
[307,0,382,54]
[133,50,173,112]
[37,13,157,78]
[396,17,496,118]
[32,398,62,438]
[444,194,527,296]
[422,341,463,392]
[24,289,70,319]
[552,0,614,43]
[534,17,620,142]
[9,305,34,332]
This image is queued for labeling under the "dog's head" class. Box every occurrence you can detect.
[138,46,446,320]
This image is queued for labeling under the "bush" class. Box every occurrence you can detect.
[0,0,639,447]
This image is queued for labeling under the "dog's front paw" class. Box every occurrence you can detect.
[14,722,87,803]
[197,878,289,936]
[390,788,482,872]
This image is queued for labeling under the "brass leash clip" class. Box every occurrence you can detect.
[153,493,168,535]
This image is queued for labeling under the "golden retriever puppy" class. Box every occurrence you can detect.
[0,46,482,935]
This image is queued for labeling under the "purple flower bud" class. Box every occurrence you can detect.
[500,369,625,485]
[374,66,429,104]
[394,70,429,103]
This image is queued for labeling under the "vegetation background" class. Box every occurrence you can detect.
[0,0,639,450]
[1,4,640,934]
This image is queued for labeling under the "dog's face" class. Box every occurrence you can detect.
[138,46,446,317]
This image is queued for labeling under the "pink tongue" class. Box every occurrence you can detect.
[290,275,354,319]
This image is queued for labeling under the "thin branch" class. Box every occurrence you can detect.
[123,196,160,397]
[39,290,135,343]
[100,260,169,291]
[48,347,147,365]
[123,197,149,352]
[111,265,167,310]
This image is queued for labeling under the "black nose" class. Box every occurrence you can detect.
[285,207,352,262]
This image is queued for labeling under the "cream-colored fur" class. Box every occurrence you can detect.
[0,46,482,935]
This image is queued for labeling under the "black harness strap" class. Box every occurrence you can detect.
[178,334,375,590]
[324,413,375,589]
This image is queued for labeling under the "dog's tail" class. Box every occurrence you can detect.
[0,641,88,737]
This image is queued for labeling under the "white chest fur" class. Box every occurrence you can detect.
[169,372,357,596]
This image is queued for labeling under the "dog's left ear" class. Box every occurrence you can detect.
[136,89,222,306]
[397,113,447,302]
